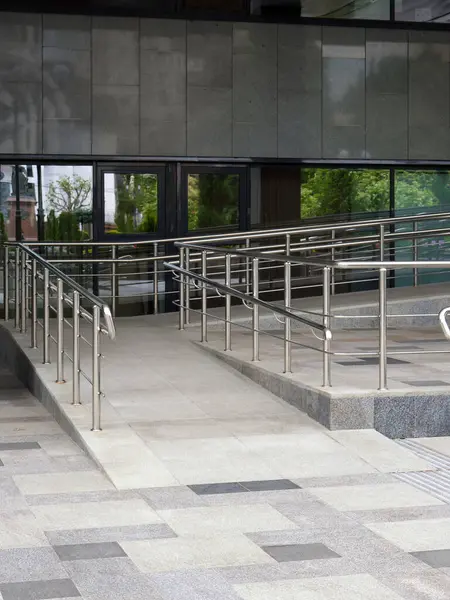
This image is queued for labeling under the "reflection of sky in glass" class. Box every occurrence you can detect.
[301,0,390,19]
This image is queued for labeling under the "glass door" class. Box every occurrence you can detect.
[180,165,248,236]
[98,164,165,240]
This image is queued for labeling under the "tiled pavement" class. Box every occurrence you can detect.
[2,368,450,598]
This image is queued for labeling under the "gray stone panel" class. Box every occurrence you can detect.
[0,82,42,153]
[322,26,365,58]
[366,29,408,95]
[0,12,42,83]
[140,18,186,157]
[233,22,277,159]
[92,17,139,86]
[409,127,450,160]
[43,14,91,50]
[366,94,408,160]
[93,85,139,155]
[43,119,91,154]
[187,21,232,88]
[187,86,231,157]
[278,25,322,93]
[323,125,366,160]
[43,47,91,121]
[278,91,321,158]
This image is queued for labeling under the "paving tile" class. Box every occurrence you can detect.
[53,542,127,561]
[410,548,450,568]
[261,543,340,563]
[294,473,397,488]
[45,523,176,545]
[13,472,114,495]
[234,573,406,599]
[309,483,443,511]
[0,510,49,549]
[0,443,41,451]
[401,380,449,387]
[0,548,68,584]
[149,570,242,600]
[0,579,80,600]
[240,480,300,492]
[69,572,164,600]
[140,486,206,510]
[33,500,162,531]
[62,557,140,579]
[188,483,245,495]
[381,570,450,600]
[366,518,450,552]
[121,535,274,572]
[25,489,140,506]
[344,504,450,524]
[157,505,297,537]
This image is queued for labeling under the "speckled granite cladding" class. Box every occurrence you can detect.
[196,343,450,439]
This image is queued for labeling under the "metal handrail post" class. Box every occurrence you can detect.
[179,246,185,330]
[3,246,9,321]
[43,268,50,364]
[201,250,207,342]
[225,253,231,351]
[56,278,65,383]
[14,247,20,329]
[323,266,331,387]
[111,246,117,317]
[379,267,388,391]
[20,249,26,333]
[252,257,260,361]
[331,229,336,295]
[185,247,190,325]
[31,260,37,348]
[245,238,250,295]
[153,242,159,315]
[379,224,385,260]
[92,305,101,431]
[72,291,81,405]
[413,221,418,286]
[284,261,292,373]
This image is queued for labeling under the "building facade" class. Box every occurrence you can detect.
[1,3,450,245]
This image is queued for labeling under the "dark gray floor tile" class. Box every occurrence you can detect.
[188,483,245,495]
[410,549,450,568]
[0,579,80,600]
[401,380,449,387]
[240,480,300,492]
[53,542,127,562]
[261,543,340,563]
[0,443,41,451]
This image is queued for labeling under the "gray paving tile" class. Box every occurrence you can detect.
[294,473,397,488]
[70,572,161,600]
[0,417,53,424]
[188,483,245,495]
[261,543,340,563]
[45,523,177,545]
[53,542,127,561]
[0,548,68,584]
[401,380,449,387]
[150,569,241,600]
[410,548,450,568]
[140,486,206,510]
[0,579,80,600]
[240,480,300,492]
[63,557,140,579]
[26,490,140,506]
[0,443,41,451]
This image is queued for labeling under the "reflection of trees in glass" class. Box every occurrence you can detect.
[188,174,238,230]
[111,174,158,234]
[45,176,92,241]
[395,171,450,213]
[301,169,389,219]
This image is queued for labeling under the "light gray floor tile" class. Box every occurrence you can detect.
[53,542,127,561]
[150,570,242,600]
[366,519,450,552]
[26,489,140,506]
[0,579,80,600]
[381,570,450,600]
[0,548,68,584]
[70,572,163,600]
[309,483,443,511]
[121,535,274,573]
[344,505,450,524]
[293,473,397,488]
[157,505,297,537]
[233,573,407,599]
[45,523,176,545]
[0,510,49,549]
[13,472,114,496]
[261,543,340,563]
[140,486,206,510]
[33,500,162,531]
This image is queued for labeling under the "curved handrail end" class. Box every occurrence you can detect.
[439,307,450,341]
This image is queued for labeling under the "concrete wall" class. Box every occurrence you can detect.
[0,12,449,160]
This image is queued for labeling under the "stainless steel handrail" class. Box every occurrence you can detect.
[3,245,116,431]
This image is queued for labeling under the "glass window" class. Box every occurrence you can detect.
[41,166,93,242]
[395,1,450,22]
[251,166,302,228]
[301,168,390,220]
[104,172,158,235]
[187,173,239,231]
[300,0,390,19]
